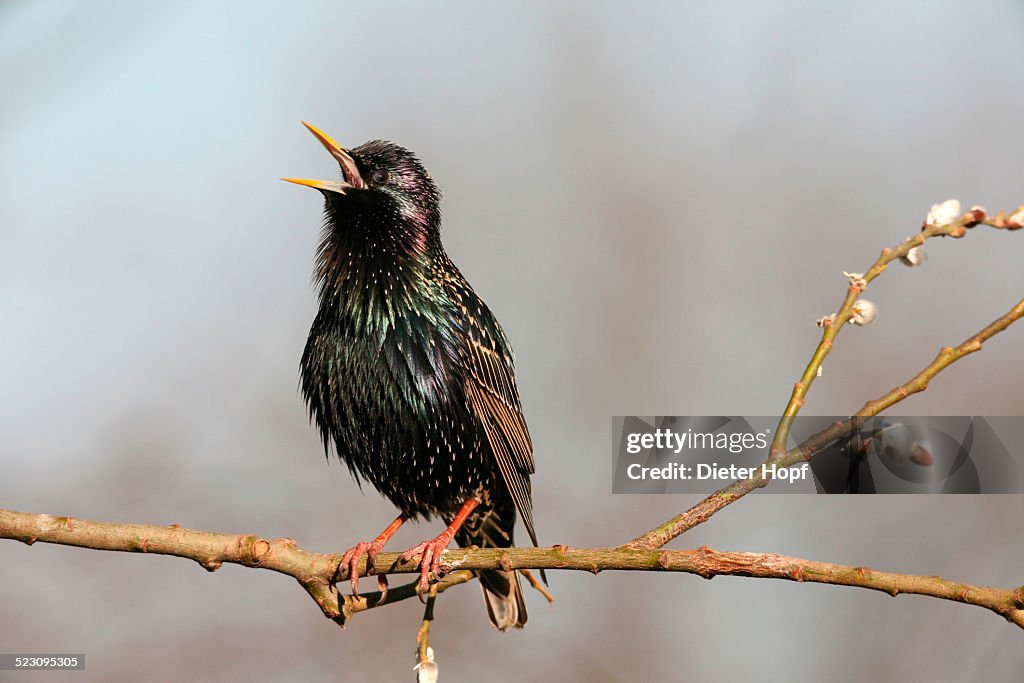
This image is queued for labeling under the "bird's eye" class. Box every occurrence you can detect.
[370,168,389,185]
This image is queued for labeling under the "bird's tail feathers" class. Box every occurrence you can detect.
[479,568,527,630]
[456,502,528,630]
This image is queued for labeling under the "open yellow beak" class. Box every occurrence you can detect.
[280,176,348,192]
[282,121,364,194]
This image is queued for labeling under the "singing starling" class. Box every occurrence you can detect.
[283,122,539,630]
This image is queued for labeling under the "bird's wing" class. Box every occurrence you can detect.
[445,272,538,547]
[463,339,539,547]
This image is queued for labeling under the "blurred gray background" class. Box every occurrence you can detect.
[2,2,1024,681]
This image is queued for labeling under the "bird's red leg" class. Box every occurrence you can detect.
[339,513,407,598]
[399,498,480,594]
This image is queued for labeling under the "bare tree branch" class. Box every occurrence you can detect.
[2,508,1022,629]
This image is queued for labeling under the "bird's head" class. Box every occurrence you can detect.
[283,122,441,247]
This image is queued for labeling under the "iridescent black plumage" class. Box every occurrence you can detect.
[288,127,538,630]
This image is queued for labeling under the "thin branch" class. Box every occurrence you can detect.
[334,571,474,626]
[0,508,477,627]
[770,208,994,461]
[855,296,1024,418]
[626,214,1023,552]
[2,508,1022,629]
[520,568,555,603]
[415,585,440,681]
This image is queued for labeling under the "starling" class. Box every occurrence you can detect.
[283,122,539,630]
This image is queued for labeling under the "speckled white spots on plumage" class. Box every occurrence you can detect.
[299,141,539,629]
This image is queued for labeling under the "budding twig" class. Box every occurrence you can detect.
[627,204,1022,551]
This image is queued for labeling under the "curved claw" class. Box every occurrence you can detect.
[333,514,408,599]
[399,534,453,595]
[337,539,386,597]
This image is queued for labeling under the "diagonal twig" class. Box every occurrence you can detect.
[626,209,1022,551]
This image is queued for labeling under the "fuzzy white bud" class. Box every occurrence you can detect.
[415,647,438,683]
[849,299,878,326]
[900,245,927,267]
[925,199,961,226]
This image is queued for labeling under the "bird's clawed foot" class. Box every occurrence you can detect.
[398,532,455,595]
[334,513,407,601]
[337,539,389,599]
